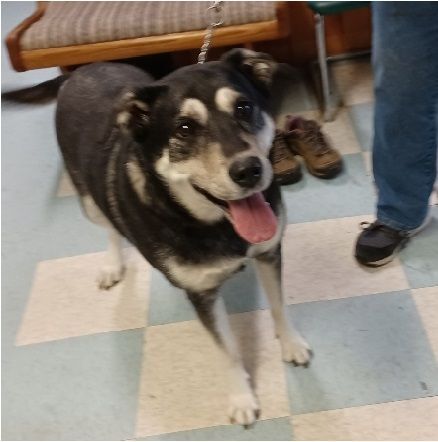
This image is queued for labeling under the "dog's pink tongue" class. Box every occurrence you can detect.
[227,192,277,244]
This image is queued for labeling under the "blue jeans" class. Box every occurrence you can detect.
[372,2,438,231]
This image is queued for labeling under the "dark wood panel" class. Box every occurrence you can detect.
[171,2,371,68]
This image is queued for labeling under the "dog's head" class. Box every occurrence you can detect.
[117,49,278,243]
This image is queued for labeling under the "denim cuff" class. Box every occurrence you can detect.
[377,212,430,234]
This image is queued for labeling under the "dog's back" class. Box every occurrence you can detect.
[56,63,154,197]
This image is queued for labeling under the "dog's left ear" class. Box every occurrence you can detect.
[116,85,168,142]
[221,48,277,94]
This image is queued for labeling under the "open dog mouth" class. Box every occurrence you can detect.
[192,184,278,244]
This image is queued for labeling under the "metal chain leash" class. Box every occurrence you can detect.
[197,1,224,64]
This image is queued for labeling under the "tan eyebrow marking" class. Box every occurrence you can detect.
[180,98,208,125]
[215,87,240,114]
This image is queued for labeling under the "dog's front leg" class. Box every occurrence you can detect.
[186,290,259,427]
[97,227,125,289]
[80,195,125,289]
[254,247,312,366]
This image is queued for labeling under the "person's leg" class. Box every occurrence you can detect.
[356,2,438,266]
[372,2,438,230]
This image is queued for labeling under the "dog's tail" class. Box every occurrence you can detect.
[2,75,67,105]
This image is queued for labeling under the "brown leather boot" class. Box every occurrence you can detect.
[284,116,343,179]
[270,130,302,185]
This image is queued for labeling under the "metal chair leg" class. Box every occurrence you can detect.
[315,13,334,121]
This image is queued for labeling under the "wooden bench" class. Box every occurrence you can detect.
[7,1,290,72]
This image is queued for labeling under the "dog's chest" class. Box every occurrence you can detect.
[165,208,285,293]
[166,256,246,293]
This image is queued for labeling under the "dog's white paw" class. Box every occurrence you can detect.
[97,264,124,290]
[280,334,312,366]
[228,392,260,427]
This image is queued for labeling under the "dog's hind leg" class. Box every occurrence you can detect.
[81,195,125,289]
[255,247,312,366]
[186,290,260,427]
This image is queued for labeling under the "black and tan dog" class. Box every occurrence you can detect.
[5,49,311,426]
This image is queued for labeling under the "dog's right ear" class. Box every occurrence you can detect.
[116,85,168,141]
[221,48,276,95]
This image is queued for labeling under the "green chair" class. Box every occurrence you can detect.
[308,1,369,121]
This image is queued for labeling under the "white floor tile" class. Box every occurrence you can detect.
[332,59,374,106]
[16,248,150,345]
[282,215,410,304]
[135,309,290,437]
[292,397,438,440]
[362,151,372,177]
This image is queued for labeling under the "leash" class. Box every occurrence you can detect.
[197,1,224,64]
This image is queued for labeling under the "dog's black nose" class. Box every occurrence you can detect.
[229,156,263,188]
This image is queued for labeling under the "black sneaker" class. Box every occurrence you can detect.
[355,221,409,267]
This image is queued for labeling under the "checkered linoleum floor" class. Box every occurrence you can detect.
[2,20,438,441]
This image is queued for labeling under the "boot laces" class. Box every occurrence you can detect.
[301,121,331,156]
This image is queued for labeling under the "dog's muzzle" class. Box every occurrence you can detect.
[229,156,263,188]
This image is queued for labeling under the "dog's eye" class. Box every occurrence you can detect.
[235,100,254,122]
[175,120,196,139]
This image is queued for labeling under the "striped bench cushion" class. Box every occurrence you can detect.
[21,1,277,50]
